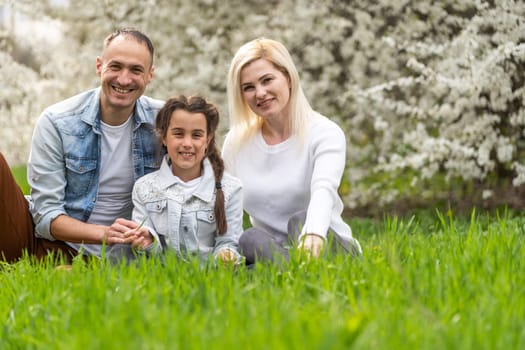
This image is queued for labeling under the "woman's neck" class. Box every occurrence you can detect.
[261,119,290,145]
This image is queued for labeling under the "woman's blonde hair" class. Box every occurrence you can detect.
[226,38,313,154]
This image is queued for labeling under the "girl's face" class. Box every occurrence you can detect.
[162,109,210,182]
[240,58,291,123]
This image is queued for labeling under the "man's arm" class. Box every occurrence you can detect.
[28,112,137,244]
[51,215,136,244]
[28,112,70,241]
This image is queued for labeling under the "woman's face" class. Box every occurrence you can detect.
[162,109,210,182]
[240,58,291,122]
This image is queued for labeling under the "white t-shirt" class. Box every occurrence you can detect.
[68,117,134,257]
[90,117,135,224]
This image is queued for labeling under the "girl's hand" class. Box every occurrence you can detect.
[123,218,153,250]
[216,249,238,267]
[103,218,139,244]
[129,228,154,250]
[298,233,324,258]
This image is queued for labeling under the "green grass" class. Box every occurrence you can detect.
[11,165,30,195]
[1,209,523,349]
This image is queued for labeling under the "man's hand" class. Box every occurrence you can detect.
[298,233,325,259]
[103,218,139,245]
[115,218,153,250]
[50,215,138,244]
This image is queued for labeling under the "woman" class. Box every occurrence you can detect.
[127,95,243,266]
[222,38,362,264]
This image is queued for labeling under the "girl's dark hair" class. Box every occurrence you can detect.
[155,95,227,235]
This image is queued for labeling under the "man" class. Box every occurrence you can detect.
[0,27,163,263]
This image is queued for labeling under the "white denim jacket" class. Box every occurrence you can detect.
[131,155,243,263]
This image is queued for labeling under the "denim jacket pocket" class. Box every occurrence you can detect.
[145,199,168,237]
[64,157,97,196]
[197,210,216,224]
[145,199,167,213]
[196,210,216,246]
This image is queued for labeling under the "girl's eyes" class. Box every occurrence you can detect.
[172,132,204,139]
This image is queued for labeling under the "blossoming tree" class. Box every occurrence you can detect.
[1,0,523,209]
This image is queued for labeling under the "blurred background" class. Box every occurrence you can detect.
[1,0,524,215]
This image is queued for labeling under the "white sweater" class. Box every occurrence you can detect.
[222,113,358,247]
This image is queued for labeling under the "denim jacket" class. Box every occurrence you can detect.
[28,87,164,241]
[131,155,244,263]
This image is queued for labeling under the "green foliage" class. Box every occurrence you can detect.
[1,211,524,349]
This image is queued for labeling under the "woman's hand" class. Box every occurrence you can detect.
[298,233,325,258]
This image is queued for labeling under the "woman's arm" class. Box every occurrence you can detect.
[302,118,347,240]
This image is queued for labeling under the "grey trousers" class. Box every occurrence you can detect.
[239,210,360,264]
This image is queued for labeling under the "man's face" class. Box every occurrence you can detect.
[96,35,154,122]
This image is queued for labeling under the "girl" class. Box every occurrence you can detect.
[128,95,243,265]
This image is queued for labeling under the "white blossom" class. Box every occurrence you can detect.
[1,0,523,208]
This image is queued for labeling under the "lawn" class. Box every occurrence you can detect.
[3,168,524,349]
[10,165,29,195]
[1,208,523,349]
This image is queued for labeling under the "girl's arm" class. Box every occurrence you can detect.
[213,178,244,264]
[129,184,163,255]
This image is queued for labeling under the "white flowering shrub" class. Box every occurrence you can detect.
[0,50,37,163]
[339,0,525,208]
[1,0,523,209]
